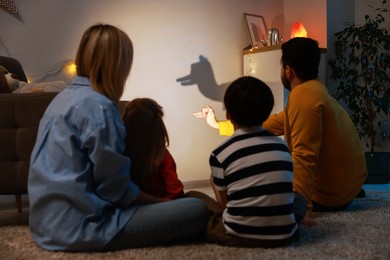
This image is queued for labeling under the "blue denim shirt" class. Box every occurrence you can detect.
[28,76,140,251]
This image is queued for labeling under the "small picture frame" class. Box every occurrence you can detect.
[244,13,268,48]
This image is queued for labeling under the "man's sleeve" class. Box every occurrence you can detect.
[263,111,285,136]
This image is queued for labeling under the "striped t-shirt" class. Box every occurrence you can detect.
[210,126,298,241]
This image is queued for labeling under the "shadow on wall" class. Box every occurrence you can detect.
[176,55,230,102]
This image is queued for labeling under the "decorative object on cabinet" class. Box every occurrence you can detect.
[290,22,308,38]
[244,13,267,48]
[267,28,284,45]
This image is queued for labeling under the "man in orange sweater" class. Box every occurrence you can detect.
[194,37,367,226]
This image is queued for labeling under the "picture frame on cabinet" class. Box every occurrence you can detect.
[244,13,267,48]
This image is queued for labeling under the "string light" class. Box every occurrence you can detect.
[27,59,76,83]
[65,62,77,77]
[246,55,255,76]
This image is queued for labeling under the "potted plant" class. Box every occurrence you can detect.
[329,0,390,183]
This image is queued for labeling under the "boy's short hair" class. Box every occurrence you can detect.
[281,37,320,81]
[224,76,274,128]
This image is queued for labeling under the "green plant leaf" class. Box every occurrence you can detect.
[328,1,390,151]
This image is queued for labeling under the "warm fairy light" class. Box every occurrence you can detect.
[65,62,77,77]
[27,59,76,83]
[246,55,255,76]
[291,22,307,38]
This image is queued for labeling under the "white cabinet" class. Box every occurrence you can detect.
[243,46,327,115]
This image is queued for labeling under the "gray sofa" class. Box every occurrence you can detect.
[0,92,57,213]
[0,56,57,212]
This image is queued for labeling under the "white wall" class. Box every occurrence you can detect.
[0,0,331,182]
[327,0,390,72]
[0,0,283,182]
[326,0,355,93]
[355,0,390,28]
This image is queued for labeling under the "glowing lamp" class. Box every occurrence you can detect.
[26,59,77,83]
[65,62,77,77]
[290,22,307,38]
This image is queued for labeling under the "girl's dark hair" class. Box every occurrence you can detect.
[281,37,320,81]
[122,98,169,192]
[224,76,274,128]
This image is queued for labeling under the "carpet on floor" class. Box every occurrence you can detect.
[0,191,389,260]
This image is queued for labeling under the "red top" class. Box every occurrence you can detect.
[146,149,185,199]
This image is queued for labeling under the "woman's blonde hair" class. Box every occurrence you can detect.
[122,98,169,191]
[75,23,133,103]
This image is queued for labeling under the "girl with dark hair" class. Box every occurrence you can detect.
[122,98,185,199]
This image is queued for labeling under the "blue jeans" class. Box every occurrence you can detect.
[104,197,208,250]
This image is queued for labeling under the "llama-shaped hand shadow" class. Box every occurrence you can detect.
[176,55,229,102]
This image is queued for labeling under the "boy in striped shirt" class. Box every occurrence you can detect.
[205,76,306,247]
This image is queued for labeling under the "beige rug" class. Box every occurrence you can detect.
[0,192,389,260]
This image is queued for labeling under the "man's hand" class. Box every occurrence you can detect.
[193,105,219,129]
[192,106,209,119]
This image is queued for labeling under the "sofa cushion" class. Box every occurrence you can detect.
[0,92,57,194]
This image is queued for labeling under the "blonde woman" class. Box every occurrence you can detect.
[28,24,207,252]
[122,98,185,199]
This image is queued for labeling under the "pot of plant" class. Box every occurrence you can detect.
[329,0,390,184]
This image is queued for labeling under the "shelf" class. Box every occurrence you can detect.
[243,45,281,55]
[243,45,327,55]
